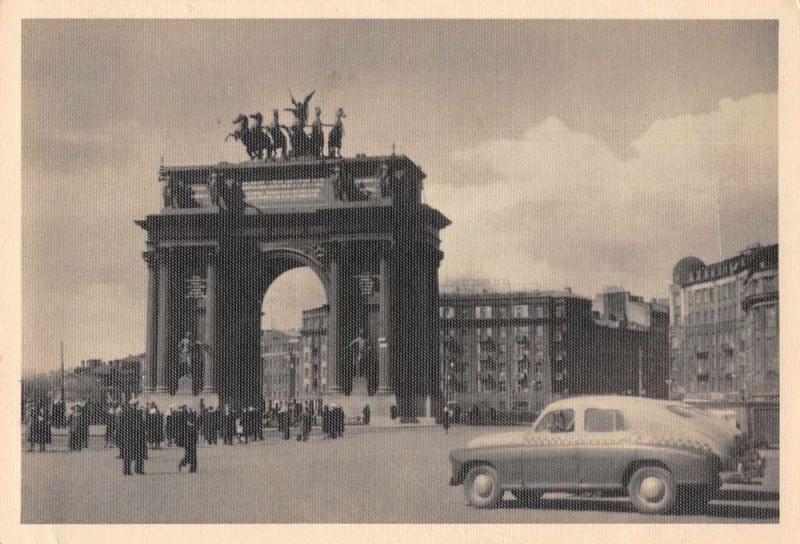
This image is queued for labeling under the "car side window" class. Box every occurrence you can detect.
[584,408,626,432]
[535,409,574,433]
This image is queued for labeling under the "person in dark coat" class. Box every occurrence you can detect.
[301,406,313,441]
[322,405,330,438]
[68,405,81,451]
[222,404,235,445]
[178,410,198,473]
[279,404,290,440]
[118,403,148,475]
[255,407,264,441]
[165,407,175,447]
[336,407,345,437]
[105,406,117,448]
[442,406,451,434]
[174,406,188,448]
[29,405,50,452]
[362,404,371,426]
[203,406,214,445]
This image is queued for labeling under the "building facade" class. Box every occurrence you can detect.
[261,330,301,405]
[439,288,668,413]
[669,244,778,400]
[299,305,330,400]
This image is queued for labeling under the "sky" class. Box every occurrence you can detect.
[21,20,778,373]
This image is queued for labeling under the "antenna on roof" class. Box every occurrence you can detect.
[391,142,396,156]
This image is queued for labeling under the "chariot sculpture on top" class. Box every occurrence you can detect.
[226,91,345,160]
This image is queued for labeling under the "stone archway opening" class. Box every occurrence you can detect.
[260,266,327,410]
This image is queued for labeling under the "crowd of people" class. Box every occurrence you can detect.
[25,398,369,475]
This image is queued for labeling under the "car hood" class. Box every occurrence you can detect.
[467,431,527,448]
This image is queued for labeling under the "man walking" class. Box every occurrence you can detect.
[178,410,199,473]
[119,402,147,475]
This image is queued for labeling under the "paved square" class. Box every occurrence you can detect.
[22,425,778,523]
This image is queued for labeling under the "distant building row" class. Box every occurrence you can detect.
[261,288,669,413]
[259,243,779,409]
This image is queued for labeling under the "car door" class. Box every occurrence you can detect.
[577,407,635,488]
[521,409,580,489]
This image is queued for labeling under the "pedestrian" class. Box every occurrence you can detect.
[301,405,313,441]
[279,403,290,440]
[255,406,264,441]
[118,401,147,475]
[178,410,198,473]
[67,405,81,451]
[203,406,214,445]
[362,404,371,426]
[235,409,245,444]
[105,405,117,448]
[154,405,164,449]
[30,405,49,452]
[165,406,175,447]
[222,404,235,445]
[322,405,330,438]
[442,406,451,434]
[25,403,37,452]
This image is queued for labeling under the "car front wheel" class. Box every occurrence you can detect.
[464,465,503,508]
[627,466,676,514]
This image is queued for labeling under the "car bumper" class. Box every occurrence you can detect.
[721,450,765,484]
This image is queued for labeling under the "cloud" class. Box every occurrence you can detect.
[430,93,777,299]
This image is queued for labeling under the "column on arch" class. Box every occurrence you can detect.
[202,248,218,393]
[326,246,341,393]
[143,249,159,392]
[377,243,393,394]
[155,248,173,393]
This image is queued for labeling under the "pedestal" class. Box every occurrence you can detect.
[136,375,219,411]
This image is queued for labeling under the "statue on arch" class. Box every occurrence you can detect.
[309,106,325,158]
[225,114,264,160]
[285,90,315,158]
[248,112,273,160]
[328,108,345,158]
[268,109,288,160]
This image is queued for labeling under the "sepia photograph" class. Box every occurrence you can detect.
[4,7,797,539]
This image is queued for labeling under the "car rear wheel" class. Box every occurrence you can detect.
[464,465,503,508]
[627,466,676,514]
[511,490,543,506]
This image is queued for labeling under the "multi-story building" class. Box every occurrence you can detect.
[299,305,330,400]
[439,287,668,413]
[261,330,301,405]
[669,243,778,400]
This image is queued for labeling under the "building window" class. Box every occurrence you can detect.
[512,305,529,318]
[555,304,565,318]
[535,324,544,338]
[475,305,493,319]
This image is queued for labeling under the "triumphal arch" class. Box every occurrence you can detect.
[136,154,449,418]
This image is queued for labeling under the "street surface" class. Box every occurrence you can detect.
[22,425,778,523]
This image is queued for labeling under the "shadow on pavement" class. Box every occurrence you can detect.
[499,497,778,520]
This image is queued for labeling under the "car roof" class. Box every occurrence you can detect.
[542,395,679,413]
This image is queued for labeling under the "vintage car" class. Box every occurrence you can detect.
[449,395,763,514]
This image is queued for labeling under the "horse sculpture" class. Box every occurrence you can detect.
[248,112,273,160]
[225,114,263,160]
